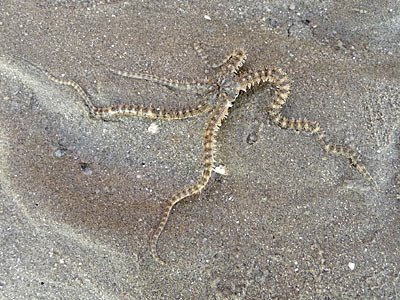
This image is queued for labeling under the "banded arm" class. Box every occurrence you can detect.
[109,68,211,93]
[218,49,247,74]
[238,67,291,116]
[150,99,232,264]
[93,101,212,121]
[193,42,247,74]
[238,68,373,182]
[47,72,212,121]
[46,72,97,114]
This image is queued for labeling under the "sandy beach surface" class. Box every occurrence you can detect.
[0,1,399,299]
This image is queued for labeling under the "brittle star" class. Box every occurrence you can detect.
[42,42,373,265]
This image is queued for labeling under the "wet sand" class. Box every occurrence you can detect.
[0,1,399,299]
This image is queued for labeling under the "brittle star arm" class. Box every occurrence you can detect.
[193,41,215,69]
[46,72,212,120]
[238,67,291,110]
[193,42,247,74]
[109,67,211,94]
[238,67,373,182]
[150,98,232,264]
[217,49,247,74]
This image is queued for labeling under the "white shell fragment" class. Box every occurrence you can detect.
[147,122,160,134]
[214,164,227,175]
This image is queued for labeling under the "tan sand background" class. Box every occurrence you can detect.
[0,1,399,299]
